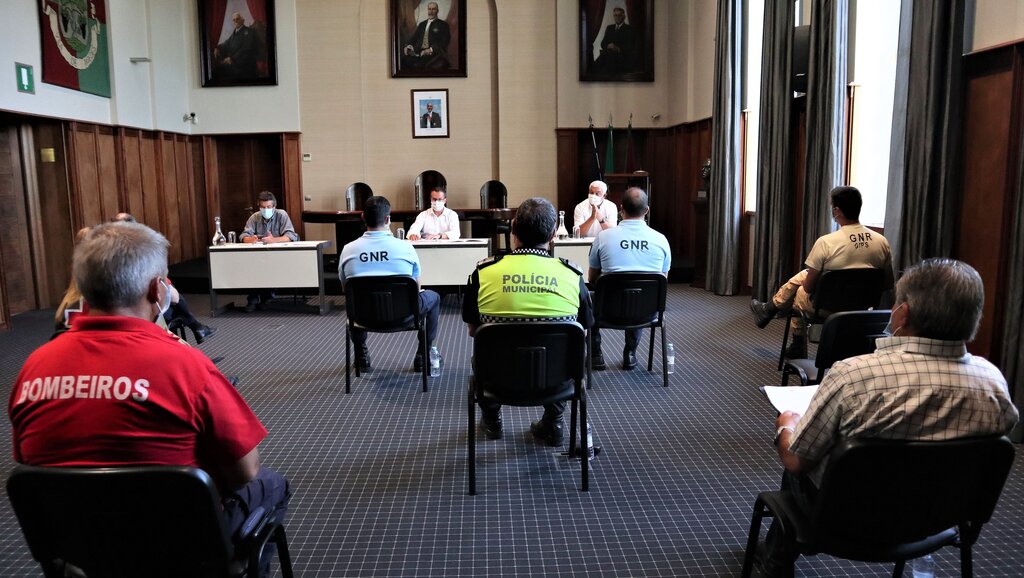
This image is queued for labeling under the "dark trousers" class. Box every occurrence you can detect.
[222,467,292,578]
[164,295,201,328]
[479,399,565,423]
[352,289,441,352]
[591,326,642,354]
[762,470,818,577]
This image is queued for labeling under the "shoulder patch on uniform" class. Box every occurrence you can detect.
[476,254,503,269]
[559,258,583,275]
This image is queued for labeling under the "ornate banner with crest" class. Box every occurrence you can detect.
[39,0,111,97]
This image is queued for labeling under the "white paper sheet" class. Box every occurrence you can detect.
[763,385,820,415]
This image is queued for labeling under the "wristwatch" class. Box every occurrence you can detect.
[774,425,795,446]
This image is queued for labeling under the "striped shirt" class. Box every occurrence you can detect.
[789,336,1019,486]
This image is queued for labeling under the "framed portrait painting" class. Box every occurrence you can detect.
[391,0,467,78]
[412,89,449,139]
[198,0,278,87]
[579,0,654,82]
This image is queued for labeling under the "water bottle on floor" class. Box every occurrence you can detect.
[585,422,594,460]
[666,343,675,375]
[911,553,935,578]
[429,346,441,377]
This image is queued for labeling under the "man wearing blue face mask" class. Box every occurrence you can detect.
[407,187,459,240]
[240,191,299,311]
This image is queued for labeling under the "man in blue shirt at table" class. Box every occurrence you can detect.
[338,195,441,372]
[588,187,671,370]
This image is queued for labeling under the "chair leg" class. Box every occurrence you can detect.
[586,331,594,390]
[777,312,794,371]
[660,324,668,387]
[569,398,579,456]
[962,544,973,578]
[345,327,352,394]
[891,560,905,578]
[273,524,295,578]
[468,381,476,495]
[740,498,768,578]
[647,326,655,371]
[421,327,428,393]
[580,389,589,492]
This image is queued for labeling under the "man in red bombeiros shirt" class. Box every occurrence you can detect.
[9,221,290,577]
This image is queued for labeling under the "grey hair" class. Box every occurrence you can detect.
[589,180,608,195]
[895,258,984,341]
[73,222,169,310]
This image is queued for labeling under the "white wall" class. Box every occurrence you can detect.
[972,0,1024,51]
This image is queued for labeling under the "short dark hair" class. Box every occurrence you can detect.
[110,212,136,223]
[362,195,391,228]
[430,187,446,198]
[896,258,984,341]
[258,191,277,205]
[830,186,861,221]
[513,197,557,247]
[621,187,649,218]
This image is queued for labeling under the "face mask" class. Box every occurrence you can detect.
[589,194,602,206]
[154,279,172,321]
[431,200,445,212]
[261,207,275,219]
[883,303,904,337]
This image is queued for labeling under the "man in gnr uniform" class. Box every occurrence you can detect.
[463,198,594,446]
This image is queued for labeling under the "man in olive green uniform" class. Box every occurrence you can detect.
[463,198,594,446]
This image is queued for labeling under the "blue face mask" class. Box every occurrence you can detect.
[261,207,275,219]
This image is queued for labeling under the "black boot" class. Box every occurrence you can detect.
[785,335,807,359]
[622,348,638,370]
[480,410,503,440]
[355,345,372,371]
[750,299,779,329]
[530,417,565,447]
[189,323,217,344]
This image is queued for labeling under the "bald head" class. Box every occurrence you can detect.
[621,187,649,219]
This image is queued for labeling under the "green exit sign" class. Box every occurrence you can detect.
[15,63,34,94]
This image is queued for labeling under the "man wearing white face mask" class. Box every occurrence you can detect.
[573,180,617,238]
[240,191,299,311]
[408,187,460,240]
[754,258,1018,577]
[10,222,292,578]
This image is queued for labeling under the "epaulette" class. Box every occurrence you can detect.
[476,254,503,269]
[559,257,583,276]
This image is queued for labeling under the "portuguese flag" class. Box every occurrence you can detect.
[39,0,111,98]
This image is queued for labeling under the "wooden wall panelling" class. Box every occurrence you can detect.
[202,136,220,244]
[173,135,196,260]
[120,129,147,221]
[139,132,160,230]
[281,133,304,240]
[69,122,102,228]
[958,44,1022,360]
[96,125,120,221]
[555,129,579,213]
[32,122,73,307]
[187,137,209,255]
[158,133,182,264]
[0,125,34,315]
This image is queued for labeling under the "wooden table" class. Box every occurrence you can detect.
[208,240,332,316]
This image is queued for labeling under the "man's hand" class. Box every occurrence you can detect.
[404,45,415,56]
[423,233,440,240]
[423,47,434,56]
[408,233,421,241]
[776,411,801,430]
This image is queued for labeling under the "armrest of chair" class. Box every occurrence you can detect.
[781,359,817,386]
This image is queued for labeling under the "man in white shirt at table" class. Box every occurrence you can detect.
[408,187,460,240]
[573,180,617,238]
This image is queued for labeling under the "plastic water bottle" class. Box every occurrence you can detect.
[429,346,441,377]
[911,554,935,578]
[666,343,675,374]
[585,422,595,460]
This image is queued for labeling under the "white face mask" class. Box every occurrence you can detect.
[589,194,602,206]
[155,279,172,320]
[431,200,445,212]
[883,303,905,337]
[260,207,275,219]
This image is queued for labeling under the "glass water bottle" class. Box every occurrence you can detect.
[556,210,569,240]
[212,217,227,246]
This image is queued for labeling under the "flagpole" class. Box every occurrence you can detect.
[588,115,603,181]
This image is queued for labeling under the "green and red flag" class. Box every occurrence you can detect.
[39,0,111,97]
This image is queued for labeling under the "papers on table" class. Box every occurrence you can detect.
[763,385,820,415]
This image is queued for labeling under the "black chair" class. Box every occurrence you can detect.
[6,464,293,578]
[344,275,428,393]
[589,272,669,388]
[740,436,1015,578]
[345,182,373,211]
[468,322,589,495]
[778,268,885,370]
[478,180,511,253]
[780,310,890,386]
[414,170,447,211]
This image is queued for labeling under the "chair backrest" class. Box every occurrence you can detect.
[414,170,447,211]
[345,182,373,211]
[810,436,1015,548]
[473,322,585,405]
[479,180,508,209]
[345,275,421,331]
[814,310,890,371]
[810,268,885,318]
[592,272,667,330]
[7,464,237,578]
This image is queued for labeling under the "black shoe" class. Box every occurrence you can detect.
[244,296,259,313]
[785,336,807,359]
[750,299,779,329]
[591,352,607,371]
[226,375,240,387]
[190,324,217,344]
[414,353,424,372]
[480,413,503,440]
[622,350,638,370]
[355,346,372,371]
[530,418,565,447]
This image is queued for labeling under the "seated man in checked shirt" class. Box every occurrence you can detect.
[755,257,1019,578]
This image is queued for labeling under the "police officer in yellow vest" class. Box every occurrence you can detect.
[462,197,594,446]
